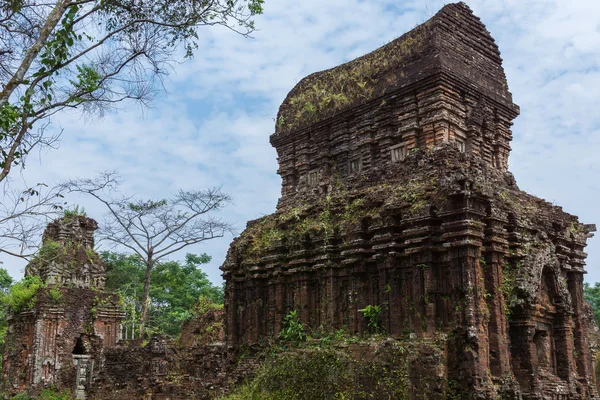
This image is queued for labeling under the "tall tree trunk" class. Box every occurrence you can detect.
[0,0,67,108]
[138,259,153,338]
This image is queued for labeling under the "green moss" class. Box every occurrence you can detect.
[11,387,74,399]
[237,176,442,262]
[30,240,61,265]
[569,221,586,234]
[222,337,437,400]
[279,25,430,132]
[220,349,357,400]
[499,262,521,319]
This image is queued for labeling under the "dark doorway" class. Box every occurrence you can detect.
[72,335,86,355]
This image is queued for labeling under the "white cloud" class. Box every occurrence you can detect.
[2,0,599,284]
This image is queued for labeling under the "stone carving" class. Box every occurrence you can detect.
[221,2,599,399]
[25,216,106,289]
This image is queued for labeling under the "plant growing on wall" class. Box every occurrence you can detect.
[5,275,44,312]
[279,310,306,343]
[359,304,382,334]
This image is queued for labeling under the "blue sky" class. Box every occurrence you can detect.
[2,0,600,285]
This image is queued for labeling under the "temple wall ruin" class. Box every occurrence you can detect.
[2,3,598,400]
[221,2,599,399]
[2,217,124,398]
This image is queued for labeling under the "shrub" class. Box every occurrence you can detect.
[6,275,45,312]
[33,240,61,264]
[49,287,62,303]
[223,349,353,400]
[11,388,75,399]
[279,310,306,343]
[358,304,382,334]
[63,205,86,218]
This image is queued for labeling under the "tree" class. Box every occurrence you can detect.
[0,182,67,259]
[149,253,223,336]
[0,267,14,374]
[0,0,264,183]
[101,251,144,338]
[64,171,232,337]
[584,282,600,327]
[102,251,223,337]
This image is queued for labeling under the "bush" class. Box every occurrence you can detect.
[49,287,62,302]
[33,240,61,264]
[223,349,353,400]
[63,205,86,218]
[6,275,45,312]
[223,343,413,400]
[11,388,75,399]
[278,310,306,343]
[358,304,382,334]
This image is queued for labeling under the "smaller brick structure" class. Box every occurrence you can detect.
[2,216,125,399]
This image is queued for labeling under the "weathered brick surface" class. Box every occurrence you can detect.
[180,308,225,347]
[88,338,249,400]
[26,216,106,289]
[221,2,599,399]
[2,217,124,398]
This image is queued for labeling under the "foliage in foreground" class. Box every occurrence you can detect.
[0,267,14,376]
[11,387,74,400]
[221,343,410,400]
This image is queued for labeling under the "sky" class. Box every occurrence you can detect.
[1,0,600,285]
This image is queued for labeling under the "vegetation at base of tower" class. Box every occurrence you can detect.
[0,0,264,185]
[222,338,417,400]
[278,310,306,343]
[10,387,74,400]
[102,251,224,338]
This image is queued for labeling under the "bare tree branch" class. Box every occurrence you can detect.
[62,170,233,337]
[0,180,67,259]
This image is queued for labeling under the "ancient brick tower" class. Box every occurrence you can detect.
[2,216,124,399]
[222,3,599,399]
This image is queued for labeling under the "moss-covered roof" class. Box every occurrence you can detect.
[274,2,514,136]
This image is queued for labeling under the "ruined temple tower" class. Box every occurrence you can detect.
[222,3,599,399]
[2,216,124,398]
